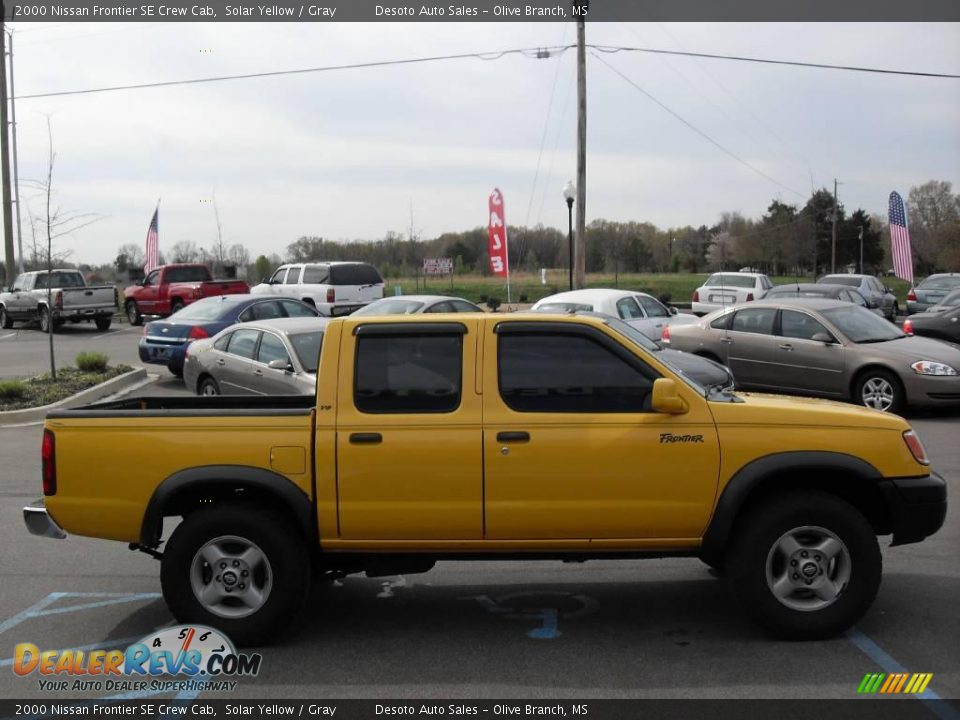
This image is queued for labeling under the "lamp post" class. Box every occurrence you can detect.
[563,181,575,291]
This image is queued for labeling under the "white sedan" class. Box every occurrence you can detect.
[531,288,698,341]
[691,271,772,316]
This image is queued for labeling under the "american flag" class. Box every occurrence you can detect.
[144,208,159,274]
[888,191,913,284]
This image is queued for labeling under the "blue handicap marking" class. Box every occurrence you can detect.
[461,591,598,640]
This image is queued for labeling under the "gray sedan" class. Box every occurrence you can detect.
[183,317,330,396]
[662,298,960,413]
[817,274,898,320]
[351,295,481,315]
[907,273,960,314]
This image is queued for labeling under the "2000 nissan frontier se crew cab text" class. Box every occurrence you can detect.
[23,312,947,645]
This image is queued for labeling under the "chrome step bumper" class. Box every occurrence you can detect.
[23,500,67,539]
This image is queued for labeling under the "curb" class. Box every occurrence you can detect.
[0,367,149,426]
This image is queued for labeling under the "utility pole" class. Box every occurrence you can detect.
[574,8,586,289]
[0,2,16,286]
[858,224,864,274]
[7,27,22,274]
[830,178,838,274]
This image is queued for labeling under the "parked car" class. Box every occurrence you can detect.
[691,272,772,316]
[764,283,882,316]
[183,316,330,396]
[817,274,898,321]
[907,273,960,315]
[903,289,960,343]
[662,298,960,414]
[250,262,384,316]
[352,295,481,316]
[139,295,319,377]
[0,269,117,332]
[531,288,697,341]
[124,264,250,326]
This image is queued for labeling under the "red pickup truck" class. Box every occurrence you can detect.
[123,264,249,325]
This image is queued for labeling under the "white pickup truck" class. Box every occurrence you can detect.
[0,269,118,332]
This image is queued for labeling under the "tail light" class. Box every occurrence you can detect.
[54,291,63,310]
[326,288,336,304]
[746,293,754,302]
[907,288,917,301]
[41,429,56,496]
[661,325,671,344]
[692,290,699,302]
[903,318,914,335]
[187,326,209,340]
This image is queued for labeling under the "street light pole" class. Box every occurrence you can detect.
[858,224,864,274]
[6,28,23,274]
[563,181,575,291]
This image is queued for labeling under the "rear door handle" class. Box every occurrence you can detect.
[720,337,733,344]
[216,359,226,366]
[496,431,530,443]
[254,369,263,376]
[350,432,382,444]
[778,343,793,351]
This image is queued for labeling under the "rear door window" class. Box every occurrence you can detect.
[331,264,383,286]
[730,307,776,335]
[227,329,260,359]
[302,266,330,284]
[280,300,318,317]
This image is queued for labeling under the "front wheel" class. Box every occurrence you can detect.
[126,301,142,326]
[729,491,881,640]
[855,368,905,414]
[0,306,12,329]
[160,503,310,646]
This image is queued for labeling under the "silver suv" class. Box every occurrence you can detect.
[250,262,384,316]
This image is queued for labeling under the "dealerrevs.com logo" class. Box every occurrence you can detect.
[13,625,261,693]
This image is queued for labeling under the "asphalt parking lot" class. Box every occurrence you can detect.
[0,322,957,707]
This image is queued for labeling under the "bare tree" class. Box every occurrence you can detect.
[227,243,250,269]
[25,119,99,379]
[208,191,226,274]
[170,240,199,263]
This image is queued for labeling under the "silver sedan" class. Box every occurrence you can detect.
[351,295,482,315]
[183,317,330,396]
[663,297,960,414]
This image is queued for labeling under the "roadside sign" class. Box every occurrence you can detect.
[423,258,453,275]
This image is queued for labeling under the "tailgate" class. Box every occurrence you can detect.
[60,286,116,311]
[201,280,249,296]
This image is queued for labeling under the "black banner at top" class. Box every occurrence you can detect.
[3,0,960,22]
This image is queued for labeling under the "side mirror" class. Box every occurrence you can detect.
[267,358,290,371]
[651,378,688,415]
[669,306,678,316]
[811,332,835,344]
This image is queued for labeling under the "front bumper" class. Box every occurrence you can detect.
[23,500,67,539]
[879,472,947,546]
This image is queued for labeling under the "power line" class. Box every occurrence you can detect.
[591,51,806,198]
[16,41,957,101]
[591,44,960,79]
[15,45,576,100]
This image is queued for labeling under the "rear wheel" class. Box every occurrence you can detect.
[0,306,12,329]
[160,503,310,646]
[39,307,54,333]
[729,491,881,640]
[95,317,112,331]
[890,303,899,321]
[854,368,905,414]
[126,301,142,326]
[198,376,220,396]
[170,299,185,314]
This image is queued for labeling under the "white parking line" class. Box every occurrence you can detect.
[0,333,16,340]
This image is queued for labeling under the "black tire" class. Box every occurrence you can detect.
[854,368,905,414]
[160,503,310,647]
[198,376,220,396]
[890,303,899,321]
[700,556,726,578]
[95,317,112,331]
[728,491,881,640]
[39,307,54,333]
[171,300,185,315]
[0,306,12,329]
[126,301,142,326]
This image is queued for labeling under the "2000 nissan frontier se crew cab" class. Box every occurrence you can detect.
[24,312,946,646]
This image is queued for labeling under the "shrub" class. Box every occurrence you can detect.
[518,293,529,303]
[479,294,489,303]
[486,297,502,312]
[0,380,27,400]
[76,352,109,373]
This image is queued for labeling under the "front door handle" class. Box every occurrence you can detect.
[254,369,263,376]
[216,358,226,366]
[496,431,530,443]
[778,343,793,351]
[350,432,382,445]
[720,337,733,344]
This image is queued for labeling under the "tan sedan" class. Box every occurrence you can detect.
[662,298,960,414]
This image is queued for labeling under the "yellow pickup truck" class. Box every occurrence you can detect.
[24,313,946,646]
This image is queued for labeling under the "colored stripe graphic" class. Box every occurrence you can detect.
[858,673,934,694]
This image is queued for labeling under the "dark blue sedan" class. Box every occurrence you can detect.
[138,294,319,377]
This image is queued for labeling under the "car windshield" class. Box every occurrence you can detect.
[352,299,425,316]
[288,331,324,373]
[819,276,861,287]
[172,297,239,321]
[919,276,960,291]
[705,274,755,289]
[821,305,906,343]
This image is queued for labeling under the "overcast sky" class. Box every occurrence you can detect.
[4,21,959,266]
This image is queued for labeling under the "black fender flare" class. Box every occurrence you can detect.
[140,465,315,548]
[700,451,882,561]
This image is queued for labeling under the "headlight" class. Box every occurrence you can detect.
[911,360,958,376]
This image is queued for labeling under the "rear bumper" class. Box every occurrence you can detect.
[138,338,188,371]
[23,500,67,539]
[879,472,947,546]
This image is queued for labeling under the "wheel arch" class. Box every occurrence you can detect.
[700,451,891,564]
[850,363,904,401]
[140,465,316,549]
